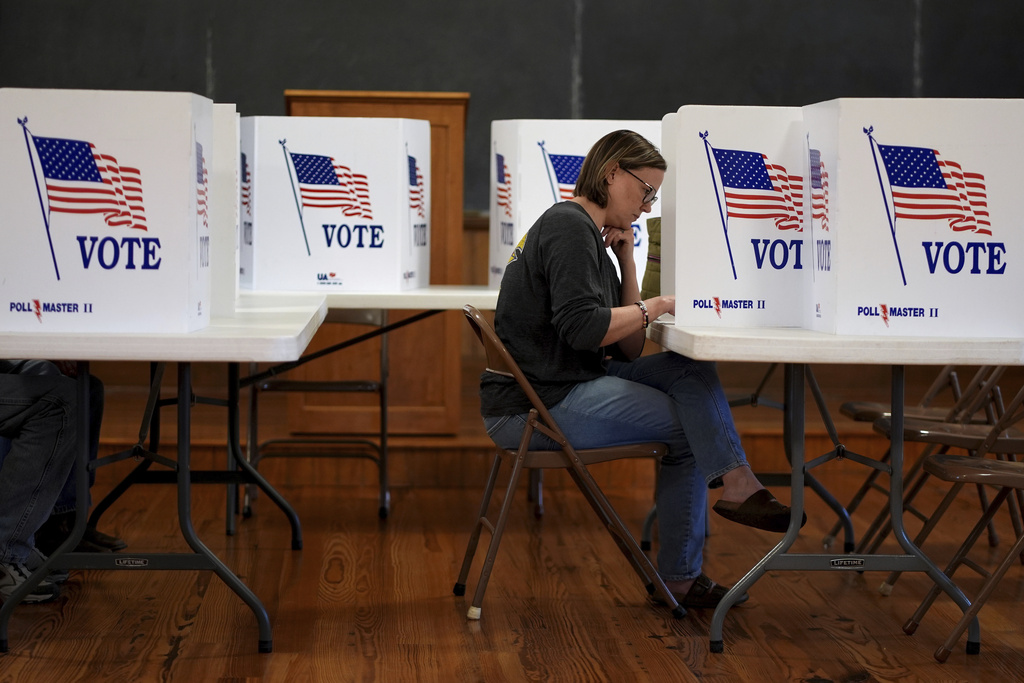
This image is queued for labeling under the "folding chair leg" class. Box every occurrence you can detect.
[906,487,1021,662]
[934,529,1024,662]
[975,482,999,547]
[565,465,683,618]
[904,486,1010,636]
[467,454,530,620]
[454,452,503,596]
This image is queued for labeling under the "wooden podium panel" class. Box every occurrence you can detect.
[283,90,470,435]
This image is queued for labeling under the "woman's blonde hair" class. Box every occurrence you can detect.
[573,130,666,208]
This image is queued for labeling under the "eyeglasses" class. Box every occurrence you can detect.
[621,167,659,206]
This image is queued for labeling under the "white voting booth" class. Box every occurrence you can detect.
[662,106,807,328]
[804,98,1024,337]
[662,99,1024,337]
[0,88,213,333]
[489,119,662,290]
[239,116,430,292]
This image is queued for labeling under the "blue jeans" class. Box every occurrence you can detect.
[484,352,749,582]
[0,361,78,564]
[0,362,101,515]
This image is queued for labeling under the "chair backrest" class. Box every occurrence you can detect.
[463,305,568,446]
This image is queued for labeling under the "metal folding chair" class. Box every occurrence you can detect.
[900,383,1024,661]
[872,367,1022,595]
[848,366,1006,560]
[453,305,683,620]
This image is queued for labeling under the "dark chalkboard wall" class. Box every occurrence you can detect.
[3,0,1022,212]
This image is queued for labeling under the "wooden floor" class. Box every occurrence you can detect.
[1,453,1024,681]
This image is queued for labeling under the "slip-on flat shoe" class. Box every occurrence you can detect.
[712,489,806,533]
[655,574,749,609]
[679,574,749,609]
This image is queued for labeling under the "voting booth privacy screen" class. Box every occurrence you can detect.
[239,116,431,292]
[662,98,1024,337]
[663,106,807,328]
[211,103,241,319]
[0,88,213,333]
[489,119,662,290]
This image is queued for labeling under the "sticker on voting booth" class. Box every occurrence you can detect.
[239,116,430,292]
[804,98,1024,337]
[0,88,213,333]
[489,120,662,290]
[665,106,808,328]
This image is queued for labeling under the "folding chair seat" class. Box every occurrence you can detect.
[245,308,390,519]
[903,451,1024,661]
[453,305,683,620]
[872,375,1024,595]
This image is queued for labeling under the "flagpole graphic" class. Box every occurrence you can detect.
[19,117,61,280]
[280,140,311,256]
[700,131,735,279]
[865,126,905,285]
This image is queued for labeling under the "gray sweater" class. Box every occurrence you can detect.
[480,201,627,417]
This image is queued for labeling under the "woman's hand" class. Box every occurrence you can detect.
[648,295,675,319]
[600,225,634,264]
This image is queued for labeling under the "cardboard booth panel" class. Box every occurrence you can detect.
[489,120,662,290]
[211,103,240,318]
[240,116,430,292]
[805,98,1024,337]
[0,88,213,333]
[665,105,807,328]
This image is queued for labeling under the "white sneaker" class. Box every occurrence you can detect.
[26,547,70,584]
[0,561,59,604]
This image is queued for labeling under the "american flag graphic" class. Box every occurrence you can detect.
[289,151,373,219]
[809,148,829,231]
[240,151,251,217]
[876,142,990,235]
[547,152,584,201]
[196,142,208,229]
[32,135,148,230]
[408,155,425,219]
[495,152,512,218]
[711,147,803,231]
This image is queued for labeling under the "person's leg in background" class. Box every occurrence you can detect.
[26,364,127,554]
[0,362,78,603]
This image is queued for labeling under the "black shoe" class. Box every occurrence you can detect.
[676,574,749,609]
[655,574,749,609]
[712,489,807,533]
[35,512,127,554]
[80,526,127,552]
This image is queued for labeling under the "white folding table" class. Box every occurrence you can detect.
[0,292,326,654]
[241,285,499,519]
[649,319,1024,656]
